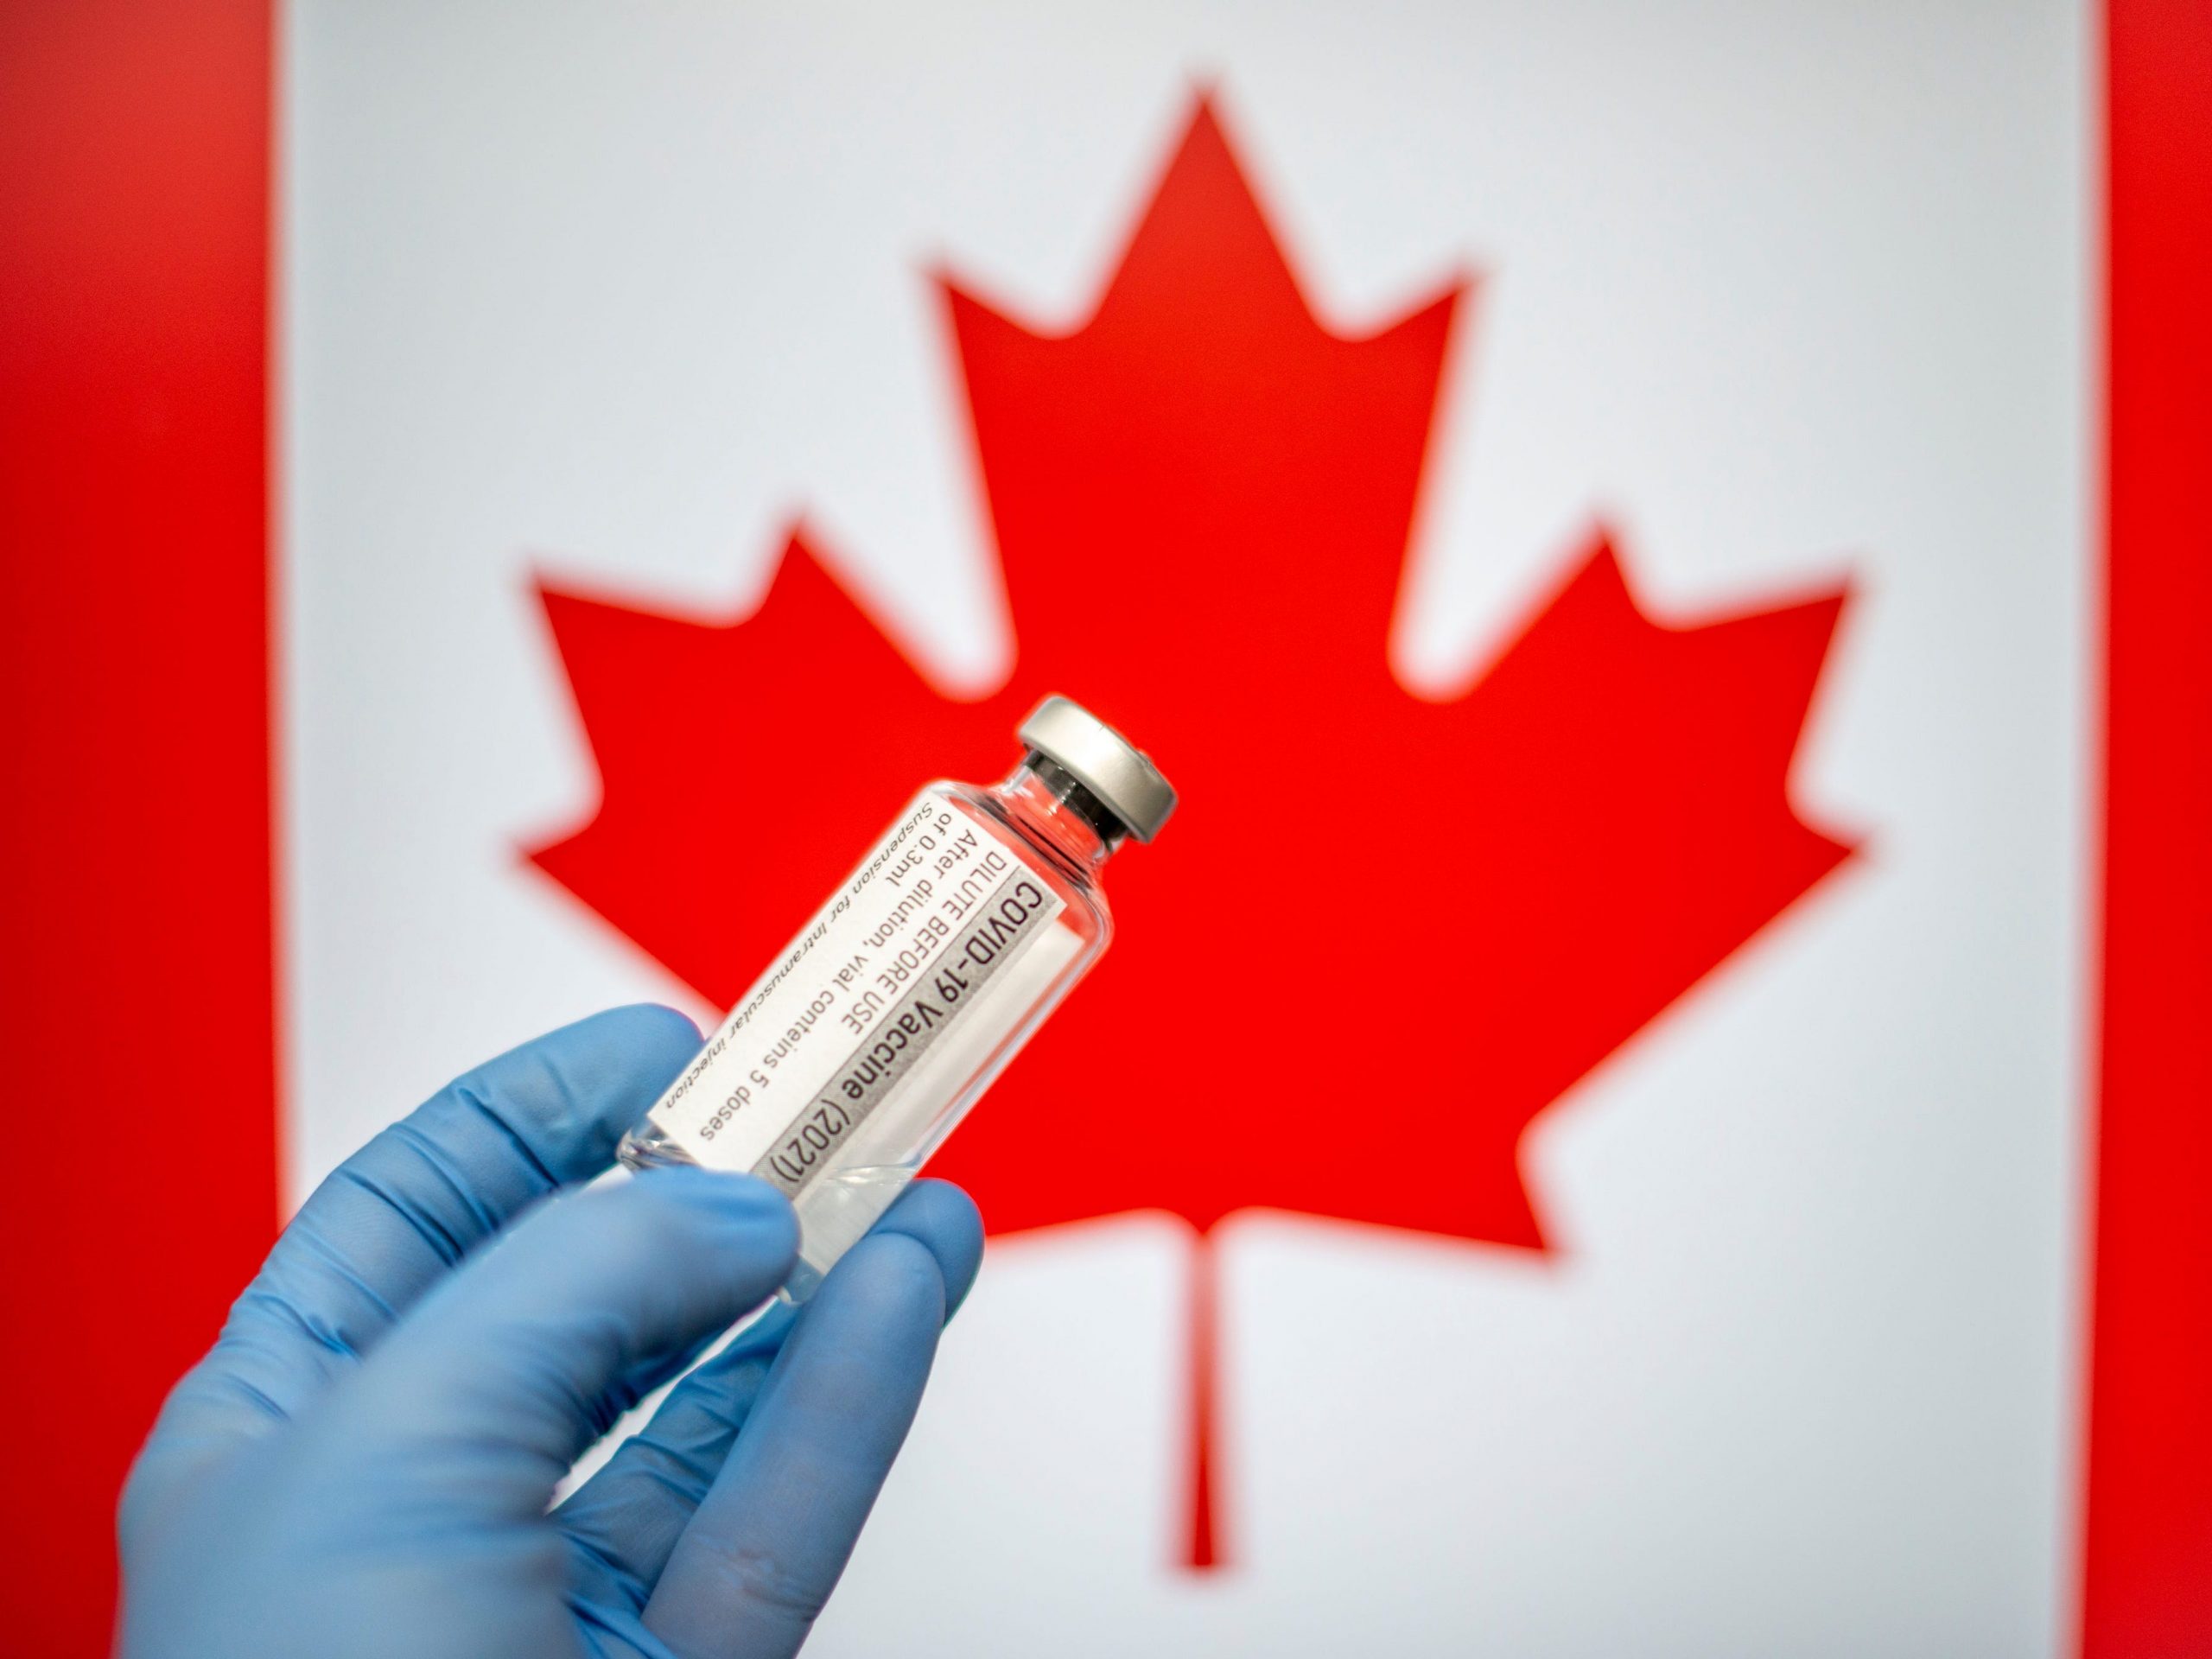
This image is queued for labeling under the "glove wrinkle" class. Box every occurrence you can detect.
[448,1077,566,1198]
[239,1286,362,1362]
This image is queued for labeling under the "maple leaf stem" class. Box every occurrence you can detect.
[1181,1228,1225,1572]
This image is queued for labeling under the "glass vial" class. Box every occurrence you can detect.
[618,695,1177,1301]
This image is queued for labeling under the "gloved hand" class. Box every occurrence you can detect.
[118,1005,983,1659]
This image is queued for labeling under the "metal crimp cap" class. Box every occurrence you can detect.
[1017,695,1178,843]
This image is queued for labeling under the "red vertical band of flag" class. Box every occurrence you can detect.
[2081,1,2212,1652]
[0,3,278,1656]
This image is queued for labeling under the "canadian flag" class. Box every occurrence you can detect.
[5,3,2209,1656]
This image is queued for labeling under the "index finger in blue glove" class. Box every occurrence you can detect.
[556,1179,985,1613]
[140,1006,699,1483]
[640,1226,957,1659]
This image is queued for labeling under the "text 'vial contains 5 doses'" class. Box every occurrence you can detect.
[619,696,1177,1300]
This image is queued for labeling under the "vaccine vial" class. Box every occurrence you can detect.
[618,696,1177,1301]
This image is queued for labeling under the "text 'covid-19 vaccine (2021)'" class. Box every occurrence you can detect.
[618,696,1177,1301]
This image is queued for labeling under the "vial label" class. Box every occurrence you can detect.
[644,794,1066,1194]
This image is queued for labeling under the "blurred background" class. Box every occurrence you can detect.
[4,3,2208,1656]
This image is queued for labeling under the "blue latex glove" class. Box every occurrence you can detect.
[118,1005,984,1659]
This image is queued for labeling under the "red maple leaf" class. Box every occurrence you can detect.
[525,93,1856,1569]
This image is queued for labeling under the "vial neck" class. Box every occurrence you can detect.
[992,758,1125,874]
